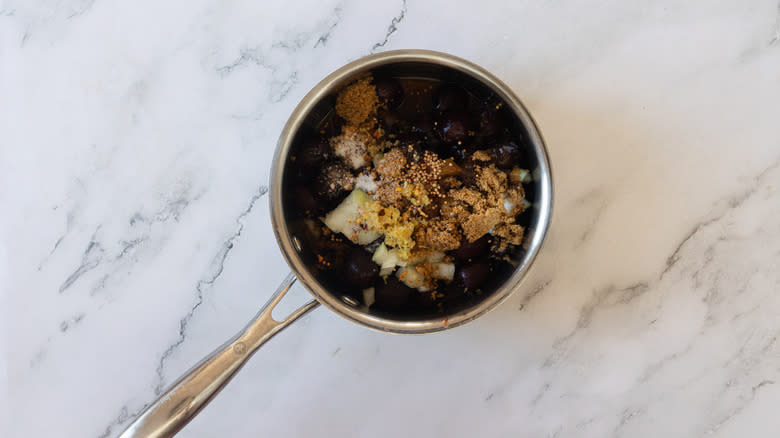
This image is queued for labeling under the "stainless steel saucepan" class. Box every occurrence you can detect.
[119,49,553,438]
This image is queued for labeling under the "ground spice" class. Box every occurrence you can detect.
[446,164,527,246]
[492,223,525,252]
[319,163,355,193]
[414,221,461,252]
[335,76,379,126]
[472,150,492,161]
[375,147,406,178]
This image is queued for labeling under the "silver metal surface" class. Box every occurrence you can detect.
[270,49,553,334]
[118,274,319,438]
[119,49,552,437]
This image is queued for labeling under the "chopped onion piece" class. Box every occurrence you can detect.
[362,287,375,307]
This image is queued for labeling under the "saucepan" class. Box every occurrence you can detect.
[119,49,553,438]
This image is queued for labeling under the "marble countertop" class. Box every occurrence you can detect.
[4,1,780,437]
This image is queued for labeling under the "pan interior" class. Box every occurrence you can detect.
[278,58,548,328]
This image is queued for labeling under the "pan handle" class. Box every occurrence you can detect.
[118,273,319,438]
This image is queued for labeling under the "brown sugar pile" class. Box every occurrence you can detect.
[444,164,526,251]
[335,76,379,126]
[471,150,492,162]
[414,221,461,252]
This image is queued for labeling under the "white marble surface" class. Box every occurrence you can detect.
[3,0,780,436]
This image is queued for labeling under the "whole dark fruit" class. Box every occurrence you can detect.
[313,163,353,201]
[297,137,330,169]
[423,134,444,155]
[319,110,342,138]
[344,248,379,289]
[410,116,434,136]
[380,109,402,131]
[314,239,351,271]
[288,166,315,184]
[373,276,413,311]
[395,132,424,149]
[456,261,490,290]
[453,235,491,260]
[411,287,437,310]
[444,144,468,161]
[396,133,426,160]
[292,185,318,214]
[374,76,404,108]
[437,111,474,145]
[492,141,522,169]
[477,109,505,141]
[434,84,468,112]
[460,159,479,185]
[437,281,467,306]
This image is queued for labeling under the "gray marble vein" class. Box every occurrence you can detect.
[154,186,267,394]
[371,0,407,53]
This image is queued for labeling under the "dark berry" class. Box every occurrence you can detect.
[492,141,521,169]
[373,276,413,311]
[411,288,437,310]
[434,84,468,112]
[410,116,434,136]
[456,262,490,290]
[320,110,342,138]
[313,163,353,201]
[437,111,474,145]
[288,166,315,184]
[445,144,468,161]
[374,77,404,109]
[437,282,467,306]
[297,137,330,169]
[396,133,426,160]
[424,134,444,156]
[314,239,351,271]
[292,185,318,214]
[453,235,491,260]
[460,159,479,185]
[380,109,402,131]
[344,248,379,289]
[477,109,505,141]
[395,132,424,149]
[409,116,442,151]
